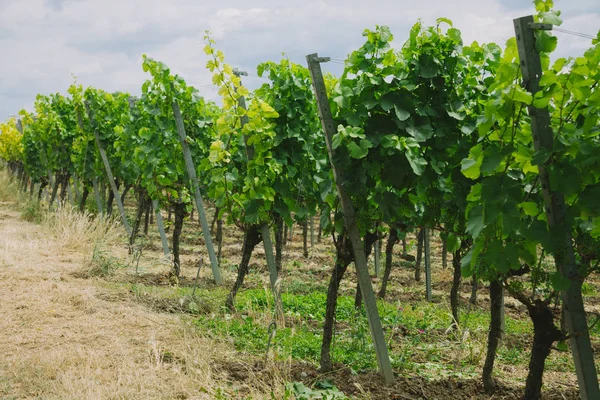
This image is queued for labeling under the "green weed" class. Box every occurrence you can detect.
[191,288,537,378]
[20,200,44,223]
[87,243,126,277]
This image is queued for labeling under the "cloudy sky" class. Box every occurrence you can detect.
[0,0,598,120]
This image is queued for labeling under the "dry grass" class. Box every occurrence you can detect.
[0,169,22,203]
[0,199,281,399]
[41,204,123,253]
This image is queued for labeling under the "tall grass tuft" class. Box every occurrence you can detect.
[42,205,123,252]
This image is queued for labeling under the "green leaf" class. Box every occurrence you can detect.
[447,28,462,44]
[556,341,569,352]
[436,17,453,27]
[394,105,410,122]
[551,272,571,292]
[406,123,434,142]
[419,54,438,79]
[461,122,476,134]
[536,31,558,53]
[406,151,427,176]
[446,233,461,253]
[534,0,553,13]
[332,133,343,150]
[380,95,395,112]
[548,163,582,197]
[347,141,369,159]
[359,139,373,151]
[461,159,480,179]
[333,85,354,109]
[466,205,484,238]
[481,146,502,174]
[519,202,539,216]
[461,143,483,179]
[539,11,563,26]
[531,148,550,166]
[487,240,507,273]
[346,126,366,139]
[578,185,600,217]
[447,110,465,120]
[519,241,538,266]
[461,240,483,277]
[511,86,533,104]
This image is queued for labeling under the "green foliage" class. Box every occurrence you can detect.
[117,56,215,210]
[460,6,600,295]
[286,381,347,400]
[34,93,78,179]
[87,243,125,277]
[324,21,503,250]
[0,118,23,162]
[255,58,328,226]
[193,288,531,376]
[68,83,101,189]
[20,200,44,223]
[202,36,328,229]
[18,110,50,185]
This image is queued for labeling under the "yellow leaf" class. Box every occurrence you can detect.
[206,60,216,72]
[237,86,250,97]
[218,85,229,97]
[212,73,223,85]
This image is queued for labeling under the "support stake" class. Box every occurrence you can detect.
[306,53,394,384]
[233,69,283,323]
[514,15,599,399]
[171,96,222,285]
[152,199,171,258]
[84,102,131,237]
[424,228,432,302]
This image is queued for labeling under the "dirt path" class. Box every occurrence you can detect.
[0,202,231,399]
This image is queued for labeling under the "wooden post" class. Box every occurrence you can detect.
[233,69,283,322]
[374,239,381,278]
[261,224,284,323]
[83,102,131,236]
[92,177,103,215]
[306,53,394,384]
[73,175,81,204]
[152,199,170,257]
[171,97,222,285]
[514,16,599,399]
[424,228,432,302]
[310,216,315,247]
[441,238,448,269]
[67,179,74,204]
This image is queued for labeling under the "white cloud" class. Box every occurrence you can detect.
[0,0,598,119]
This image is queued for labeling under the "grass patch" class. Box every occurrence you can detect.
[20,199,44,223]
[42,205,123,252]
[191,288,536,379]
[122,281,228,316]
[85,243,127,277]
